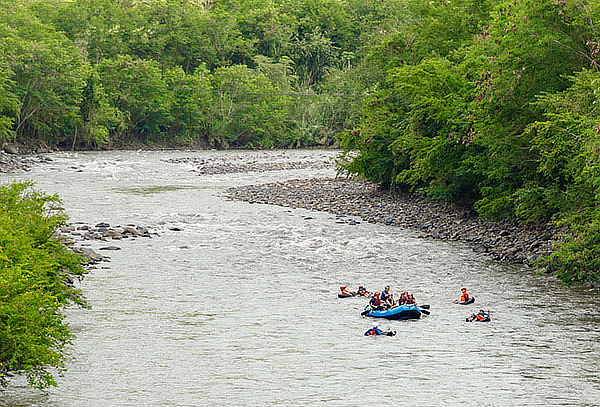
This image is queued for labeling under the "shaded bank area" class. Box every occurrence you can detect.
[227,178,559,268]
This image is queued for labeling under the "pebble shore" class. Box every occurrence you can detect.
[0,151,55,173]
[164,151,335,175]
[227,177,558,266]
[0,151,31,172]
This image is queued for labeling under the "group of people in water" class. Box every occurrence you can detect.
[454,287,491,322]
[339,284,420,336]
[339,285,418,311]
[368,285,418,311]
[339,285,369,297]
[339,285,491,335]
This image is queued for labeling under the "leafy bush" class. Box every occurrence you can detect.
[0,182,86,388]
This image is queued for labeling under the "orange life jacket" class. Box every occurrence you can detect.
[460,292,470,302]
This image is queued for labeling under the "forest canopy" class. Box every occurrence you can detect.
[337,0,600,286]
[0,0,381,149]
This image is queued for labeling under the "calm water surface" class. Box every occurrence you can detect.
[1,150,599,406]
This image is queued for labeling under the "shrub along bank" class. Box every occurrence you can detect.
[0,182,87,388]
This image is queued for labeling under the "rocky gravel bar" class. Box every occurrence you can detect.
[0,151,31,172]
[0,151,56,173]
[57,222,160,267]
[164,151,335,175]
[227,177,558,266]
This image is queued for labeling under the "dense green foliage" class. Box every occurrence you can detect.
[0,182,86,388]
[339,0,600,286]
[0,0,394,149]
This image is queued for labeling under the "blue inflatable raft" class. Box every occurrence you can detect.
[361,304,422,320]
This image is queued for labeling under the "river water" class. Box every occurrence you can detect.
[1,150,599,406]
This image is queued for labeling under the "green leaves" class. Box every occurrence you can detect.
[207,64,292,148]
[0,2,86,144]
[338,0,600,286]
[0,182,86,388]
[0,0,392,149]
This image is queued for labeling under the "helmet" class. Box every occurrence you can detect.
[374,292,380,297]
[461,287,467,291]
[340,286,346,289]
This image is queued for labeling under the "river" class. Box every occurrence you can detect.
[1,150,599,406]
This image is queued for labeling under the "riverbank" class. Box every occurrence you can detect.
[0,149,56,173]
[164,150,335,174]
[0,151,32,172]
[227,177,558,267]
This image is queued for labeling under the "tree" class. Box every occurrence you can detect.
[0,3,86,147]
[0,66,19,144]
[97,56,173,145]
[207,64,291,148]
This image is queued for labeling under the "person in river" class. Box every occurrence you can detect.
[380,286,394,308]
[405,292,416,305]
[356,285,371,297]
[396,291,406,305]
[364,326,396,336]
[369,292,385,310]
[339,286,355,296]
[454,287,471,304]
[466,310,490,322]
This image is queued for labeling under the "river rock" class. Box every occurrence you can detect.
[123,226,141,235]
[0,151,30,173]
[78,248,105,262]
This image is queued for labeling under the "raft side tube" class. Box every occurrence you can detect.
[362,304,422,320]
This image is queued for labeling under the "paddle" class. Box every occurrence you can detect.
[361,305,371,316]
[417,304,431,315]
